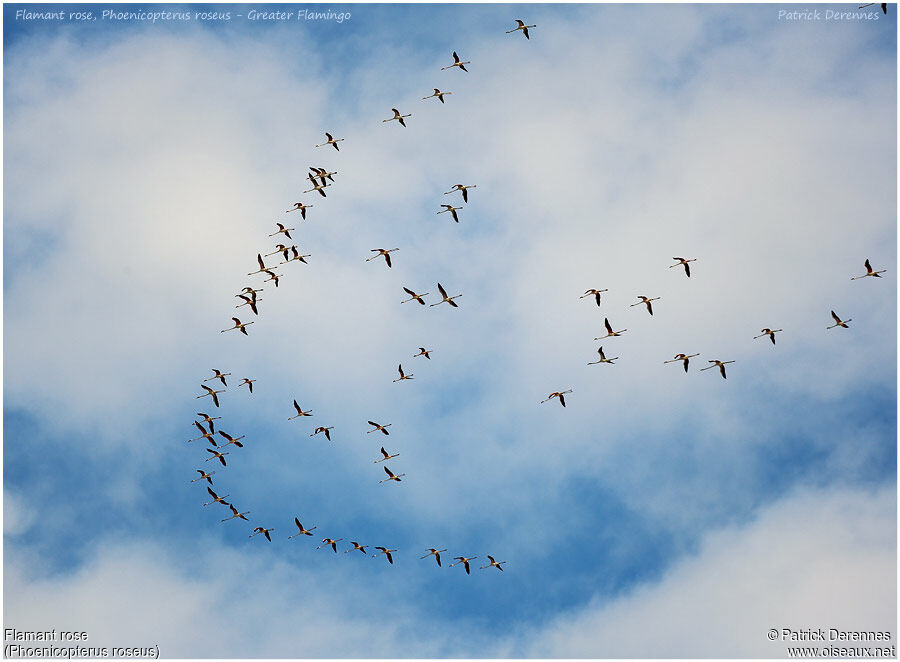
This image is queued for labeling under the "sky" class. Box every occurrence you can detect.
[2,2,897,658]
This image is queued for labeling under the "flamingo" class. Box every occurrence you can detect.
[346,541,368,554]
[375,447,400,463]
[288,517,317,539]
[204,369,231,387]
[262,270,282,288]
[594,317,626,339]
[218,430,245,448]
[380,466,406,483]
[189,420,217,445]
[318,538,343,553]
[248,253,268,276]
[664,353,699,372]
[310,426,334,441]
[249,526,274,542]
[450,556,477,574]
[238,377,255,393]
[480,555,507,571]
[265,244,289,259]
[367,248,399,268]
[197,384,225,408]
[205,448,229,466]
[858,2,887,13]
[701,359,734,379]
[851,258,886,280]
[437,204,461,223]
[285,202,313,219]
[195,412,220,427]
[203,487,230,507]
[401,287,429,305]
[268,223,294,240]
[221,317,254,335]
[670,257,697,277]
[441,51,470,72]
[220,504,249,522]
[235,294,260,315]
[315,132,344,150]
[630,296,660,316]
[506,19,536,38]
[288,399,313,420]
[444,183,477,203]
[191,469,215,485]
[541,390,572,407]
[580,288,608,306]
[827,311,851,329]
[303,176,330,197]
[367,421,392,435]
[430,282,461,307]
[393,364,414,382]
[423,88,452,103]
[309,166,336,185]
[284,246,310,264]
[373,547,397,564]
[753,328,782,345]
[420,548,447,567]
[587,346,617,365]
[383,108,411,127]
[414,347,432,359]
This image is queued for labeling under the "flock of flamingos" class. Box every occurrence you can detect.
[187,16,886,575]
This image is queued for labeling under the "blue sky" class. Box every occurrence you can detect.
[3,3,897,657]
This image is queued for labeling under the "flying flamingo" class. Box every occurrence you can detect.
[204,369,231,387]
[445,183,477,203]
[541,390,572,407]
[630,295,660,316]
[664,353,699,372]
[401,287,429,305]
[192,469,215,485]
[670,257,696,277]
[587,346,617,365]
[423,88,452,103]
[827,311,851,329]
[851,259,886,280]
[430,283,461,307]
[701,359,734,379]
[383,108,411,127]
[221,317,254,335]
[420,548,447,566]
[581,288,608,306]
[310,426,334,441]
[753,328,782,345]
[480,555,507,571]
[441,51,470,72]
[375,447,400,463]
[315,132,344,150]
[393,365,414,382]
[288,517,317,539]
[450,556,477,574]
[380,466,406,483]
[594,317,626,339]
[373,547,397,564]
[506,19,536,38]
[367,421,392,435]
[288,399,313,420]
[250,526,274,541]
[367,248,399,268]
[197,384,225,408]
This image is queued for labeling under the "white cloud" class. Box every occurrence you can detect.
[524,484,897,658]
[3,534,492,658]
